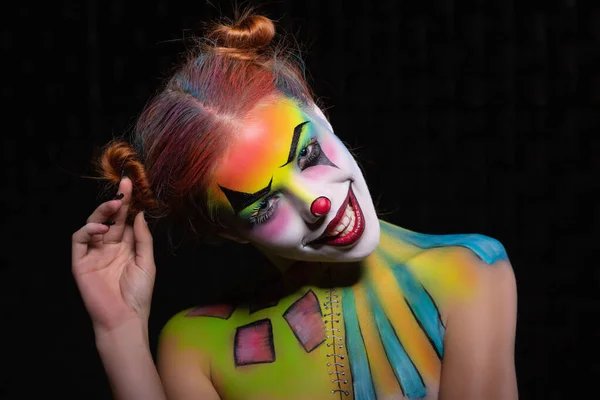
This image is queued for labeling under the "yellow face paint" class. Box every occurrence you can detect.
[210,97,316,217]
[204,95,381,263]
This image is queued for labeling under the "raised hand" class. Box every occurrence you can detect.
[72,177,156,335]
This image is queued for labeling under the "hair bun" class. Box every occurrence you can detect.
[208,14,275,60]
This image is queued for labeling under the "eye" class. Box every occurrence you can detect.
[298,138,321,170]
[248,195,280,225]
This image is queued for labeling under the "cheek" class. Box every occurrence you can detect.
[320,135,349,166]
[248,202,293,241]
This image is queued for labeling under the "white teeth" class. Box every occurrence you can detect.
[344,206,353,219]
[342,210,356,236]
[328,204,356,237]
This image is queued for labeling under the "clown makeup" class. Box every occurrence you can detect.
[210,97,380,263]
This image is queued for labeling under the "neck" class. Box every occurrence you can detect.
[253,220,422,284]
[257,250,299,273]
[251,219,405,272]
[253,249,368,291]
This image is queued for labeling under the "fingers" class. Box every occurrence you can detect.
[103,177,133,244]
[72,222,110,263]
[133,211,155,270]
[86,199,122,224]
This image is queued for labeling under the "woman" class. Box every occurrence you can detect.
[71,12,517,400]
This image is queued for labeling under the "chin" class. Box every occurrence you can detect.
[315,172,381,262]
[322,201,381,263]
[248,166,382,265]
[270,206,381,264]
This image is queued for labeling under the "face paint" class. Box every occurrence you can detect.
[210,96,380,262]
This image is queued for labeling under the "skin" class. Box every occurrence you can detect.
[72,178,165,400]
[157,232,517,400]
[208,97,380,263]
[158,96,518,399]
[72,96,517,400]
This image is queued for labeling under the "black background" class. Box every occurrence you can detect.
[1,0,598,398]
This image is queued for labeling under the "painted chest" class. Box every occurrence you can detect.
[160,221,508,400]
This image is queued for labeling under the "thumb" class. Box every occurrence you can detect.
[133,211,155,271]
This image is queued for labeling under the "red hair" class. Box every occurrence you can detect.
[95,12,313,240]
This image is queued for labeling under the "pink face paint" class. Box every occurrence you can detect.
[321,140,340,165]
[212,98,308,201]
[250,201,292,240]
[299,164,336,181]
[208,96,381,264]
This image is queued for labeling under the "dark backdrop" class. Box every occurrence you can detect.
[1,0,597,398]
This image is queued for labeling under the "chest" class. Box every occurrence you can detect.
[194,263,445,400]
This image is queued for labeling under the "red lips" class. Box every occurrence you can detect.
[311,186,365,247]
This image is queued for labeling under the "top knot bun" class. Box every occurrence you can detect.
[208,14,276,60]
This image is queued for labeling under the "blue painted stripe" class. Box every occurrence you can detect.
[389,264,445,358]
[341,288,377,400]
[365,284,427,399]
[380,222,508,265]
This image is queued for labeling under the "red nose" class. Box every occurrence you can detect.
[311,196,331,217]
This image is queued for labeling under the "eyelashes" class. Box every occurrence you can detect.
[248,136,335,226]
[299,137,337,170]
[248,195,280,225]
[297,137,321,170]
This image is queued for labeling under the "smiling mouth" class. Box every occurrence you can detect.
[310,185,366,247]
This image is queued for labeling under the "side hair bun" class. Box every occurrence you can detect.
[96,140,158,223]
[208,14,276,60]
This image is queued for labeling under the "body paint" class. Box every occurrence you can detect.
[341,287,377,399]
[186,304,235,319]
[161,221,507,399]
[283,290,327,353]
[234,319,276,366]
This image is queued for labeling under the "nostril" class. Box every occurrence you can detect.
[311,196,331,217]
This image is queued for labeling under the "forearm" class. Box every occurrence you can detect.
[95,319,167,400]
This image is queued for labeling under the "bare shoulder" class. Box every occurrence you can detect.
[157,305,236,400]
[436,244,518,399]
[379,221,514,296]
[448,241,517,323]
[442,237,515,284]
[158,303,238,358]
[402,232,516,315]
[161,304,237,336]
[448,237,516,303]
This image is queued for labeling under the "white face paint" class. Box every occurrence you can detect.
[214,97,380,263]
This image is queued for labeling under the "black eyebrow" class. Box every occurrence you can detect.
[219,178,273,215]
[279,121,310,168]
